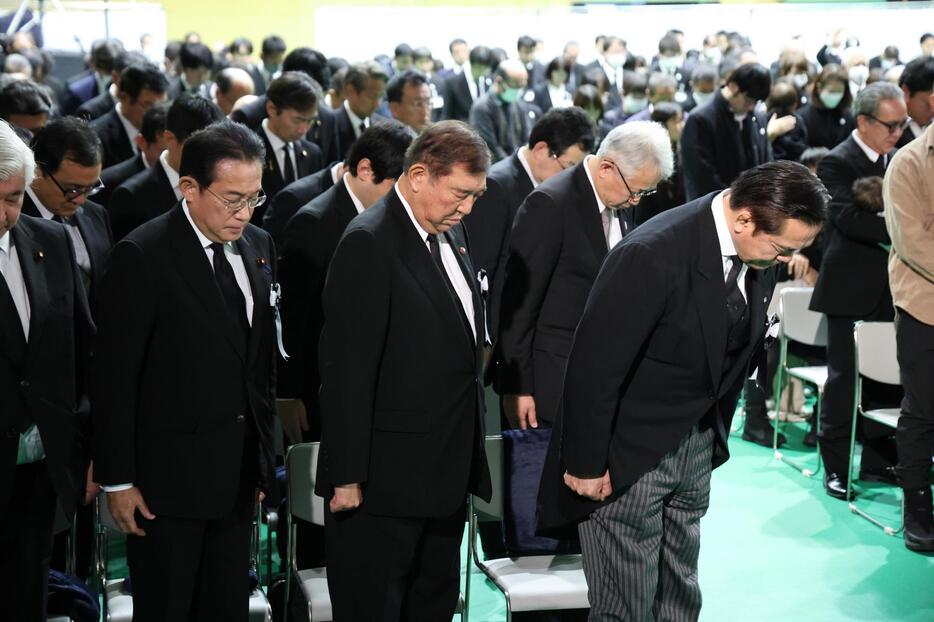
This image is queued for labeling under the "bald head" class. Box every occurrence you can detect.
[494,59,529,100]
[215,67,256,115]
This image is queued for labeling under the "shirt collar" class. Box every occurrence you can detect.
[115,103,140,153]
[582,155,608,215]
[330,162,343,185]
[25,186,54,220]
[343,100,368,135]
[342,173,366,215]
[181,199,215,250]
[909,119,926,140]
[108,82,119,102]
[852,129,881,163]
[516,146,539,188]
[159,150,182,200]
[0,230,10,255]
[711,190,738,257]
[262,117,289,154]
[394,182,431,243]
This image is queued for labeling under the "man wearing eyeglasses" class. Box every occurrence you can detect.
[497,121,672,435]
[22,117,112,309]
[92,120,280,621]
[810,81,908,501]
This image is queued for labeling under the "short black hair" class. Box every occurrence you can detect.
[449,38,467,53]
[282,47,329,87]
[729,62,771,102]
[386,70,428,103]
[650,101,683,125]
[517,35,537,51]
[345,61,389,93]
[621,70,648,96]
[179,42,213,71]
[0,80,52,118]
[180,119,266,188]
[729,160,828,234]
[658,33,681,56]
[690,63,718,84]
[545,57,570,82]
[164,41,182,62]
[140,101,169,144]
[262,35,287,58]
[90,38,125,73]
[33,116,102,173]
[469,45,493,68]
[603,36,626,53]
[921,33,934,45]
[528,107,595,155]
[166,93,224,143]
[229,37,253,56]
[798,146,830,170]
[346,121,414,182]
[413,47,432,63]
[119,63,169,99]
[394,43,413,58]
[898,56,934,95]
[112,50,149,75]
[266,71,319,112]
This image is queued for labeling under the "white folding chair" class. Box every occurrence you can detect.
[469,435,589,621]
[847,322,903,536]
[772,287,828,477]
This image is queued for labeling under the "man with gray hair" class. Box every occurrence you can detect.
[0,119,93,620]
[496,121,673,432]
[810,81,907,500]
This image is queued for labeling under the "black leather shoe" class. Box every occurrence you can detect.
[859,465,898,485]
[742,422,786,448]
[904,487,934,553]
[823,472,855,500]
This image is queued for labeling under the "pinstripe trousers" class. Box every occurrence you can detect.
[578,425,715,622]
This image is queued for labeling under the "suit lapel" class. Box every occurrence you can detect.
[236,231,270,366]
[445,224,483,350]
[12,221,50,349]
[572,163,609,263]
[168,204,247,362]
[260,132,285,193]
[294,141,314,178]
[73,205,109,291]
[153,164,178,218]
[690,197,728,392]
[20,193,40,218]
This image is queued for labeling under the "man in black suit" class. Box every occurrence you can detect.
[93,121,279,621]
[895,56,934,149]
[334,61,391,160]
[253,72,325,223]
[0,79,52,134]
[387,70,433,133]
[61,38,124,115]
[465,107,594,338]
[538,161,827,620]
[470,59,542,162]
[91,63,169,168]
[97,102,168,210]
[167,42,214,100]
[261,162,345,244]
[0,119,94,622]
[109,94,224,240]
[443,45,493,122]
[231,47,340,164]
[22,117,113,308]
[74,50,149,121]
[810,82,908,499]
[584,36,630,109]
[496,122,672,434]
[317,122,491,621]
[518,35,546,87]
[681,62,773,201]
[254,35,287,95]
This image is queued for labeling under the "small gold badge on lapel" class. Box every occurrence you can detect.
[301,149,308,158]
[34,250,44,261]
[458,246,467,255]
[266,159,274,172]
[257,257,266,267]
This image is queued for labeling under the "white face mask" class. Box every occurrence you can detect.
[658,56,681,74]
[703,47,722,64]
[606,53,627,69]
[880,59,896,71]
[819,90,845,109]
[849,65,869,86]
[692,91,715,107]
[791,73,809,89]
[622,95,648,114]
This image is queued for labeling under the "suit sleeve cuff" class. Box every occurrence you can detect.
[102,483,133,493]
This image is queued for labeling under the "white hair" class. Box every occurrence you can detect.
[0,120,36,186]
[597,120,674,181]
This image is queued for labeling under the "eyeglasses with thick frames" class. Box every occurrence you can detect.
[47,171,104,201]
[608,160,657,201]
[865,114,909,135]
[203,185,267,214]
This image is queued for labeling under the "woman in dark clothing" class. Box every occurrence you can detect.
[633,102,685,227]
[797,64,855,149]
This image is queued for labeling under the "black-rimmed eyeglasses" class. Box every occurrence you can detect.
[47,171,104,201]
[608,160,657,201]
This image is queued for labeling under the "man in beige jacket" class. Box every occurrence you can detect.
[883,122,934,553]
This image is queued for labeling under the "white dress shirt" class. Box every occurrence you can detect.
[516,147,540,188]
[262,118,297,183]
[115,102,140,155]
[158,150,183,201]
[548,84,572,109]
[711,191,748,300]
[395,185,476,340]
[344,100,369,139]
[330,162,344,185]
[26,186,92,276]
[342,173,366,215]
[582,155,623,249]
[851,129,885,166]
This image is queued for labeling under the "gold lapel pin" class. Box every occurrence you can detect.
[301,149,308,158]
[266,159,274,171]
[34,250,44,261]
[257,257,266,267]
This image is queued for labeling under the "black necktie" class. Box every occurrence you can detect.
[209,243,250,345]
[725,255,747,330]
[427,234,474,342]
[282,145,296,184]
[358,121,367,136]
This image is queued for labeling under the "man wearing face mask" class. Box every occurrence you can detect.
[599,70,648,138]
[623,72,678,124]
[869,46,902,73]
[651,33,687,88]
[585,36,629,109]
[469,59,541,162]
[843,48,871,98]
[681,63,774,201]
[683,63,718,112]
[895,56,934,148]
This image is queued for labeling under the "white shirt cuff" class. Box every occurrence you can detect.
[102,483,134,493]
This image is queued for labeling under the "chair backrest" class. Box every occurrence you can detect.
[286,442,325,526]
[855,322,900,385]
[472,435,504,522]
[779,287,827,347]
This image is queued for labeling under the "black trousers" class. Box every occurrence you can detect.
[325,503,465,622]
[895,309,934,490]
[0,460,57,622]
[820,312,900,474]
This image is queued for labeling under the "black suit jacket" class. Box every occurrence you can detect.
[277,179,359,436]
[257,131,324,225]
[20,195,113,308]
[261,165,337,244]
[896,122,922,149]
[333,107,391,162]
[74,91,114,121]
[443,71,487,122]
[537,195,779,531]
[62,72,101,116]
[231,95,340,165]
[98,153,146,209]
[166,77,213,101]
[462,150,534,337]
[810,135,893,317]
[530,82,554,114]
[494,162,611,425]
[0,215,93,520]
[91,109,136,169]
[91,204,279,519]
[469,93,541,163]
[108,162,177,241]
[681,91,772,200]
[797,103,856,150]
[315,189,491,517]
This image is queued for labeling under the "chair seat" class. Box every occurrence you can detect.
[298,567,332,622]
[480,554,589,612]
[863,408,901,429]
[787,365,827,390]
[104,578,271,622]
